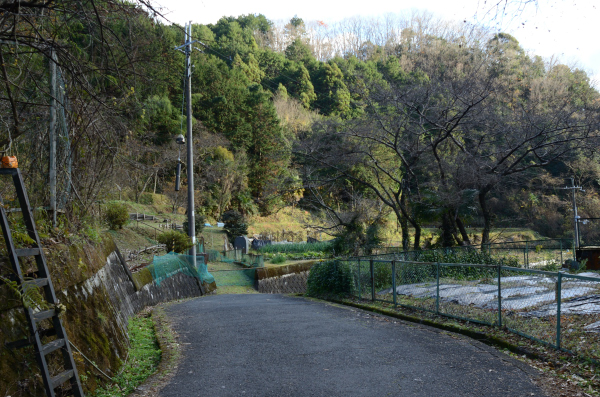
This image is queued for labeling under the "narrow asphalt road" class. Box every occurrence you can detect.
[160,294,546,397]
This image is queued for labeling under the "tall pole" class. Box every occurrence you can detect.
[570,178,580,249]
[49,49,57,227]
[185,22,196,261]
[563,178,583,261]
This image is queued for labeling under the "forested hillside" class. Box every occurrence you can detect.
[2,1,599,251]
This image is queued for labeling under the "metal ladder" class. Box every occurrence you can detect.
[0,168,83,397]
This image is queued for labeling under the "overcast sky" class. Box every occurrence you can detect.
[154,0,600,84]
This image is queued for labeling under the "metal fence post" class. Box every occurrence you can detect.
[357,259,361,300]
[560,239,563,266]
[526,241,529,268]
[556,271,562,349]
[392,260,397,307]
[370,259,375,302]
[497,265,502,327]
[436,262,440,315]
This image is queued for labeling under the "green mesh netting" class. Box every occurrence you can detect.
[148,252,215,286]
[205,248,263,268]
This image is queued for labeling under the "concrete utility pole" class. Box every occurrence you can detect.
[185,21,196,260]
[563,178,584,252]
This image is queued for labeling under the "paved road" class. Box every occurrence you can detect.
[160,294,546,397]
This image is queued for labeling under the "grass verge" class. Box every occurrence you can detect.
[128,306,182,397]
[92,312,161,397]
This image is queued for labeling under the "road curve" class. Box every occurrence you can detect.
[159,294,546,397]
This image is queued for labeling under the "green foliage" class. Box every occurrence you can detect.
[92,315,161,397]
[138,193,154,205]
[540,260,561,272]
[306,260,355,297]
[330,217,384,256]
[270,254,287,264]
[262,251,326,260]
[406,249,520,281]
[257,241,332,254]
[222,210,248,243]
[157,230,193,253]
[81,219,102,243]
[416,249,519,267]
[0,275,50,310]
[183,215,206,236]
[105,202,130,230]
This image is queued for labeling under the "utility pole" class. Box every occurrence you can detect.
[563,178,584,257]
[174,22,201,262]
[185,21,196,261]
[49,49,57,227]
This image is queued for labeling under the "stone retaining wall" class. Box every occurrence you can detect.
[0,236,209,396]
[258,271,310,294]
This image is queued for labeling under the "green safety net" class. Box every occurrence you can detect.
[191,242,262,287]
[204,248,264,268]
[148,252,215,286]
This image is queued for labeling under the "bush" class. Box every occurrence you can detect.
[157,230,193,253]
[183,214,206,236]
[415,248,519,280]
[257,241,332,254]
[221,210,248,243]
[139,193,154,205]
[306,260,354,297]
[270,254,286,264]
[105,202,129,230]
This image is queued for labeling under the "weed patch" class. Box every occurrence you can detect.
[92,314,161,396]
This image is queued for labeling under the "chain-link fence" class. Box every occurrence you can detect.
[203,247,264,268]
[148,252,214,285]
[578,218,600,247]
[341,259,600,361]
[356,239,573,269]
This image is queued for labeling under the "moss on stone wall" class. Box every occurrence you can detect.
[133,267,153,290]
[0,231,205,396]
[256,261,317,280]
[0,235,129,396]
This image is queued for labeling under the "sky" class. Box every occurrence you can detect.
[154,0,600,84]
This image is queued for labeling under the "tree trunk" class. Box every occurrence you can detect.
[400,216,409,251]
[478,188,492,247]
[413,223,421,251]
[441,211,457,247]
[399,193,409,251]
[456,216,471,245]
[137,175,152,203]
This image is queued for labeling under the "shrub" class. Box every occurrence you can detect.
[105,202,129,230]
[306,260,354,297]
[157,230,193,253]
[415,248,519,280]
[221,210,248,243]
[139,193,154,205]
[257,241,332,254]
[183,214,206,236]
[270,254,286,264]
